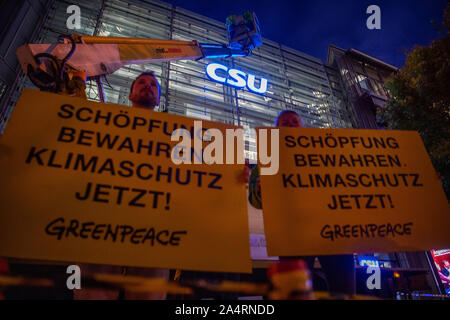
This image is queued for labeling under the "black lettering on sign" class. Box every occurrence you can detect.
[282,174,296,188]
[292,154,402,168]
[58,126,76,143]
[93,184,111,203]
[411,174,423,187]
[57,104,74,119]
[75,182,92,200]
[44,218,188,246]
[25,147,48,165]
[148,191,164,209]
[76,107,93,122]
[45,217,187,246]
[208,173,223,190]
[129,188,147,207]
[284,135,296,148]
[74,182,171,210]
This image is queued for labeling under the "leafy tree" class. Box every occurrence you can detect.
[378,4,450,200]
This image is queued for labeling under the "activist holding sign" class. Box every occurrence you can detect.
[0,71,252,299]
[74,71,169,300]
[248,110,356,297]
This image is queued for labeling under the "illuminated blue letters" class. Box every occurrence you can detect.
[205,63,268,94]
[247,74,268,94]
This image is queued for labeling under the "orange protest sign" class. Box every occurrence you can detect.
[0,89,251,273]
[258,127,450,256]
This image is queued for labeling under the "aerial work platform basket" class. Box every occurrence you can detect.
[226,11,263,51]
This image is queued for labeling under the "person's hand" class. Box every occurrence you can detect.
[237,159,251,184]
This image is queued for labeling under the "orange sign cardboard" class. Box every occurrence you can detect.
[0,89,251,273]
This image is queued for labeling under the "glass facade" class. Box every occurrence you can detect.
[6,0,356,160]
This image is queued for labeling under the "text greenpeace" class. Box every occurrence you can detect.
[55,105,280,175]
[206,63,268,94]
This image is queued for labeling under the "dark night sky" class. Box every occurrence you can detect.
[163,0,448,67]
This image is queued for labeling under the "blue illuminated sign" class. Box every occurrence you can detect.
[205,63,268,94]
[358,256,380,267]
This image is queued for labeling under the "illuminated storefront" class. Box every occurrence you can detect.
[431,249,450,295]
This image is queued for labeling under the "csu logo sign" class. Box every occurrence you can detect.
[205,63,268,94]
